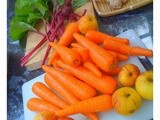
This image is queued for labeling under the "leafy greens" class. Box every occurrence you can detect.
[10,0,88,41]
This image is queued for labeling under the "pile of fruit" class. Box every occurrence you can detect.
[26,15,153,120]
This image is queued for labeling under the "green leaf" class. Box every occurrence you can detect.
[34,3,48,16]
[10,15,28,24]
[27,13,43,24]
[72,0,88,9]
[15,0,41,8]
[10,21,36,41]
[15,4,35,15]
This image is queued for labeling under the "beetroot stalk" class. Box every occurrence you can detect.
[20,0,86,67]
[41,17,65,65]
[20,32,50,66]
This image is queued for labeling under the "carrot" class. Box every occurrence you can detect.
[107,50,129,61]
[48,22,80,65]
[71,47,89,62]
[44,73,99,120]
[49,43,82,67]
[52,55,61,68]
[100,75,118,94]
[104,66,122,76]
[103,39,153,57]
[55,94,113,117]
[71,43,84,48]
[27,98,60,113]
[83,61,102,77]
[32,82,68,109]
[63,69,73,76]
[42,65,96,100]
[56,60,117,94]
[58,117,74,120]
[73,33,118,72]
[85,30,130,45]
[44,73,80,105]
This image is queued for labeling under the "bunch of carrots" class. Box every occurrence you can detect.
[27,19,153,120]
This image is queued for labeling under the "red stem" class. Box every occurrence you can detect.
[41,45,51,65]
[41,17,66,65]
[21,1,79,67]
[20,32,50,66]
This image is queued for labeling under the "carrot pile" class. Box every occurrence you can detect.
[26,19,153,120]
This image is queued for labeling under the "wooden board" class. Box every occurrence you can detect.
[24,1,95,70]
[22,29,153,120]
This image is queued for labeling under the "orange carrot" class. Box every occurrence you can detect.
[73,33,118,72]
[100,75,118,94]
[48,22,80,65]
[56,60,117,94]
[44,73,99,120]
[58,117,74,120]
[44,73,80,105]
[71,43,84,48]
[104,66,122,76]
[49,43,82,67]
[55,94,113,117]
[42,65,96,100]
[83,61,102,77]
[27,98,60,113]
[52,56,61,68]
[32,82,68,109]
[107,50,129,61]
[72,47,89,62]
[86,30,130,45]
[63,69,73,76]
[103,39,153,57]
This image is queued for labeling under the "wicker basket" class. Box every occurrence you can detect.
[92,0,153,17]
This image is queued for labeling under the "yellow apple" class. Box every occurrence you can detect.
[112,87,142,116]
[78,15,98,35]
[135,71,153,100]
[118,63,140,87]
[33,111,57,120]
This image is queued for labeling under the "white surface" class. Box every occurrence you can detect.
[22,29,153,120]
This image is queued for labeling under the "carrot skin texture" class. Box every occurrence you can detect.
[32,82,68,109]
[100,75,118,94]
[73,33,118,72]
[104,66,122,76]
[83,61,102,77]
[55,94,113,117]
[71,43,84,48]
[56,60,117,94]
[48,22,80,65]
[49,43,82,67]
[85,30,130,45]
[103,39,153,57]
[44,73,80,105]
[42,65,96,100]
[27,98,60,113]
[107,51,129,61]
[42,66,99,120]
[72,47,89,62]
